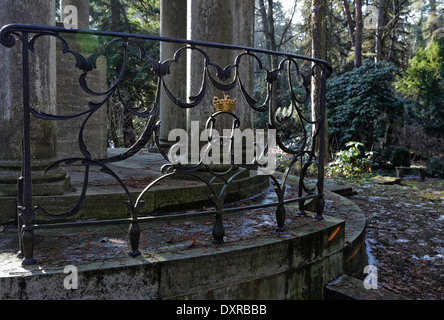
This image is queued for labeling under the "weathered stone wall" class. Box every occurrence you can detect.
[0,216,345,300]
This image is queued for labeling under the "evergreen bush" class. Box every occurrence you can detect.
[426,156,444,178]
[391,147,411,167]
[327,59,403,152]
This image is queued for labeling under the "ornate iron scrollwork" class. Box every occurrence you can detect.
[0,24,332,265]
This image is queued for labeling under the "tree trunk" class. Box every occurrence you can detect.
[258,0,279,69]
[108,99,121,148]
[354,0,363,68]
[258,0,269,49]
[311,0,328,157]
[375,0,387,62]
[341,0,355,46]
[311,0,326,62]
[111,0,120,30]
[123,109,136,147]
[387,0,402,62]
[110,0,136,148]
[266,0,277,53]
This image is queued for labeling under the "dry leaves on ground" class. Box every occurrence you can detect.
[345,177,444,300]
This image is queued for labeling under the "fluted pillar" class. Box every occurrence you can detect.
[186,0,255,167]
[158,0,188,150]
[0,0,69,197]
[187,0,254,133]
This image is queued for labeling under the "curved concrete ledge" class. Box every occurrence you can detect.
[323,191,367,276]
[0,211,344,299]
[0,186,367,300]
[286,174,368,277]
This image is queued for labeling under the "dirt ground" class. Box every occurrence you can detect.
[343,176,444,300]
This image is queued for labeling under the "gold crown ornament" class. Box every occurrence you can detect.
[213,95,236,112]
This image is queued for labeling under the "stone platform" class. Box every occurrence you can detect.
[0,208,346,299]
[0,149,368,300]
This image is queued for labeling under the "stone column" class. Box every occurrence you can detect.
[57,0,108,159]
[186,0,256,244]
[187,0,254,130]
[0,0,70,196]
[187,0,255,162]
[157,0,188,150]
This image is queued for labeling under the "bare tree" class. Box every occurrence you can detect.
[355,0,363,68]
[339,0,363,68]
[375,0,387,62]
[258,0,278,68]
[110,0,136,148]
[311,0,328,156]
[341,0,355,46]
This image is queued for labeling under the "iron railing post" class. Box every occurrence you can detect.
[314,65,329,221]
[18,31,37,265]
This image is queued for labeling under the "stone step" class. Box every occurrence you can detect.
[370,176,402,185]
[324,274,404,300]
[325,185,358,197]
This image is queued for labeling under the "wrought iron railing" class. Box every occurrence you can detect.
[0,24,332,265]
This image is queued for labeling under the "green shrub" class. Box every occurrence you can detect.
[426,156,444,178]
[328,141,375,178]
[395,38,444,137]
[276,153,293,173]
[391,147,411,167]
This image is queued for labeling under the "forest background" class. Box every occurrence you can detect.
[62,0,444,178]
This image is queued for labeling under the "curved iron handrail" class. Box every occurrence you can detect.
[0,24,331,265]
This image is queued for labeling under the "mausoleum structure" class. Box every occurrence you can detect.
[0,0,368,300]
